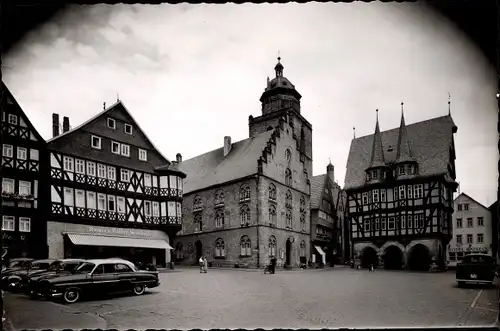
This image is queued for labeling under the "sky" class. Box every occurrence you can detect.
[3,2,498,207]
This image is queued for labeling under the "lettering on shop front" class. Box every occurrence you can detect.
[88,226,150,237]
[449,247,489,253]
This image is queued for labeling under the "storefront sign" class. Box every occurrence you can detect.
[88,226,150,238]
[449,247,489,253]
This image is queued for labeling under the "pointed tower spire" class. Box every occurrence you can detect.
[395,102,415,163]
[368,109,387,168]
[353,126,356,139]
[448,93,451,115]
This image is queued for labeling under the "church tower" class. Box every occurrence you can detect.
[248,56,313,161]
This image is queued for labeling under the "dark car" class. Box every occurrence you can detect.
[37,258,160,304]
[23,259,86,297]
[6,259,55,293]
[1,258,34,289]
[456,253,498,286]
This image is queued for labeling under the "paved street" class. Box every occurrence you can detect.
[41,267,497,329]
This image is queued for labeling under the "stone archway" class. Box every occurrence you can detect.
[361,247,378,268]
[195,240,202,261]
[408,244,431,271]
[384,245,404,270]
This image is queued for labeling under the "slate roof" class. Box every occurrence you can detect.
[344,115,457,190]
[368,115,387,169]
[310,174,327,209]
[395,113,416,163]
[178,130,274,194]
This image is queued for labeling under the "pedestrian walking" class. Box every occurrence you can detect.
[270,255,277,274]
[203,256,208,273]
[199,256,204,273]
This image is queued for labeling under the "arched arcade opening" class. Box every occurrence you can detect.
[383,246,404,270]
[407,244,431,271]
[361,247,378,268]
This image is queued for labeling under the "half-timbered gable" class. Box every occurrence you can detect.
[45,100,186,268]
[1,82,48,259]
[345,109,458,271]
[174,58,312,270]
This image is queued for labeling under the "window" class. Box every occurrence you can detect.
[194,213,202,231]
[215,189,225,206]
[120,169,130,182]
[107,166,116,181]
[17,147,27,160]
[28,149,39,161]
[388,217,395,230]
[111,142,120,154]
[372,170,378,179]
[240,236,252,257]
[144,201,152,217]
[414,184,423,199]
[458,204,463,210]
[381,217,387,230]
[193,195,203,210]
[139,149,147,161]
[477,233,484,244]
[2,216,15,231]
[269,184,277,201]
[19,217,30,232]
[240,205,250,225]
[456,218,463,228]
[86,192,96,209]
[117,197,125,213]
[215,238,225,257]
[97,164,106,178]
[124,124,133,135]
[114,264,133,273]
[285,148,291,161]
[456,234,462,244]
[107,118,116,129]
[407,215,413,228]
[300,214,306,230]
[8,114,17,125]
[64,188,74,206]
[75,190,85,208]
[399,166,405,175]
[467,218,473,228]
[108,196,116,212]
[398,186,406,199]
[62,156,73,171]
[417,214,425,228]
[144,174,152,187]
[286,190,292,207]
[285,168,292,186]
[152,202,159,217]
[2,144,13,157]
[87,162,96,176]
[449,252,456,261]
[372,190,379,203]
[269,205,277,225]
[364,219,371,231]
[362,192,368,204]
[2,178,14,193]
[91,135,101,149]
[121,144,130,157]
[286,210,292,228]
[269,236,277,256]
[300,241,306,257]
[18,181,31,196]
[477,217,484,226]
[215,210,224,228]
[463,204,469,211]
[380,189,386,202]
[75,159,85,174]
[374,218,380,231]
[467,234,473,244]
[240,184,251,201]
[407,185,413,199]
[97,193,106,210]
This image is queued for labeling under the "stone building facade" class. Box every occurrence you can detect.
[174,58,312,269]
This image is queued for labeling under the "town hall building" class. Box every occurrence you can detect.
[344,105,458,271]
[174,57,313,269]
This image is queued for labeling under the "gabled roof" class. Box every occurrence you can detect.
[453,192,491,212]
[178,130,274,194]
[310,174,327,209]
[46,100,170,164]
[1,82,45,143]
[345,115,456,190]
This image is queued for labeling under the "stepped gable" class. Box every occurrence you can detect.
[344,115,457,190]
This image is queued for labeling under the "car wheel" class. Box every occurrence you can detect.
[63,288,80,304]
[133,284,145,295]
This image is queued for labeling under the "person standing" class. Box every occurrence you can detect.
[203,256,208,273]
[199,256,204,273]
[270,256,277,274]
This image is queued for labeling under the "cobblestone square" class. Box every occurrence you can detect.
[58,267,498,329]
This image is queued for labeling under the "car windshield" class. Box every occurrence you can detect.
[8,261,26,268]
[65,263,83,272]
[48,261,62,270]
[74,262,96,273]
[31,262,51,270]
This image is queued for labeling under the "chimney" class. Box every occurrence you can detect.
[52,113,60,138]
[63,116,70,133]
[224,136,232,156]
[327,163,335,183]
[176,153,182,163]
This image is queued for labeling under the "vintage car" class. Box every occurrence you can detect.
[22,259,86,297]
[37,259,160,304]
[456,253,498,286]
[1,258,34,280]
[5,259,55,293]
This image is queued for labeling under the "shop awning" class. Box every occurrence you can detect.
[314,245,326,256]
[66,233,173,250]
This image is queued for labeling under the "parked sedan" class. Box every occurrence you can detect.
[23,259,86,297]
[6,259,55,293]
[456,253,498,286]
[1,258,34,285]
[37,259,160,304]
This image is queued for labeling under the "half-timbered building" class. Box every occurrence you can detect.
[45,101,186,268]
[174,57,312,269]
[309,163,341,267]
[344,106,458,271]
[1,82,48,259]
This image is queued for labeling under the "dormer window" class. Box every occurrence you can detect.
[107,118,116,129]
[372,170,378,179]
[399,166,405,175]
[121,144,130,157]
[381,171,386,179]
[366,173,371,181]
[138,149,147,161]
[409,165,416,175]
[124,124,133,135]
